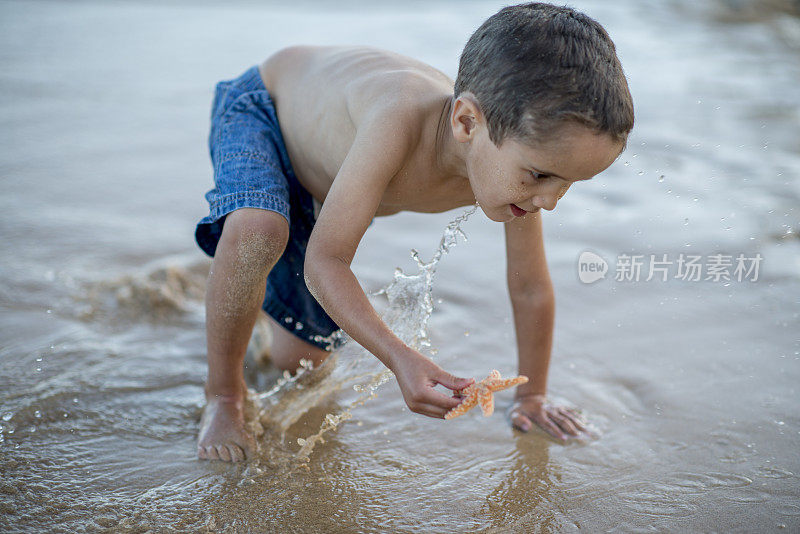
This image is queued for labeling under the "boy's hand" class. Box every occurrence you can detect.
[509,393,588,441]
[391,350,474,419]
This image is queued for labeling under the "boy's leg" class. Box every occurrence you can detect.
[262,313,331,371]
[198,207,289,462]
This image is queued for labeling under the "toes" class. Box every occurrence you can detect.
[216,445,232,462]
[198,443,248,462]
[228,444,245,462]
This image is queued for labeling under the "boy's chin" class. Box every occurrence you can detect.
[482,208,514,223]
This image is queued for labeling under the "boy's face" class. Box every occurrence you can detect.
[452,97,624,223]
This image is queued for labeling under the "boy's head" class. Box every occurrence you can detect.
[453,2,634,148]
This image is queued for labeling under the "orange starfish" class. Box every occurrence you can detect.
[444,370,529,419]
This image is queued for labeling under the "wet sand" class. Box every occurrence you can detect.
[1,0,799,532]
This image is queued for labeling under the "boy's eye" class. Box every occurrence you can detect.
[530,171,548,180]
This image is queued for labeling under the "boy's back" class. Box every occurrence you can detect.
[260,45,477,216]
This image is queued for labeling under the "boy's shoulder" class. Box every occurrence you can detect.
[263,45,451,127]
[263,46,469,217]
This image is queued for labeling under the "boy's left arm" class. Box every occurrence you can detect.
[504,212,587,441]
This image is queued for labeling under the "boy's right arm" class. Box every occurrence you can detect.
[304,104,473,419]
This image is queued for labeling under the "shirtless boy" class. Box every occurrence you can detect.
[194,2,634,461]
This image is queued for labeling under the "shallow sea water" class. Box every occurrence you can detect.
[1,0,799,532]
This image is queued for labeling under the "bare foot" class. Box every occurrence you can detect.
[197,394,257,462]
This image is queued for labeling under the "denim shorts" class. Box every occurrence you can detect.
[195,65,339,350]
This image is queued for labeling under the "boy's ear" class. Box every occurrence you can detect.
[451,93,484,142]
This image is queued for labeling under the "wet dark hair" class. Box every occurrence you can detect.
[454,2,634,147]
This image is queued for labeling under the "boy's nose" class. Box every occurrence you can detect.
[532,195,558,211]
[532,184,569,211]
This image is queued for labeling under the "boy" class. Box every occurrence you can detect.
[194,2,634,462]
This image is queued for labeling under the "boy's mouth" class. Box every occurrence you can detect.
[510,203,534,217]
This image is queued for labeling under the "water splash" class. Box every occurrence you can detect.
[255,205,478,464]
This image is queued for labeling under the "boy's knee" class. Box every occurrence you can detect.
[221,208,290,268]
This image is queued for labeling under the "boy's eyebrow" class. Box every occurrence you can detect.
[530,166,587,182]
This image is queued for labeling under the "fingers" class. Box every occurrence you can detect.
[421,388,464,411]
[509,408,533,432]
[508,404,568,441]
[419,403,450,418]
[550,411,580,436]
[407,400,452,419]
[407,383,470,418]
[435,372,474,392]
[558,407,588,433]
[539,415,569,441]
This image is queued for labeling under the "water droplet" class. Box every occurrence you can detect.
[294,322,303,330]
[623,161,630,167]
[34,411,41,419]
[35,357,42,362]
[637,171,644,176]
[1,413,12,421]
[658,175,665,182]
[283,316,293,323]
[464,331,470,337]
[684,218,689,225]
[46,309,52,314]
[693,197,699,202]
